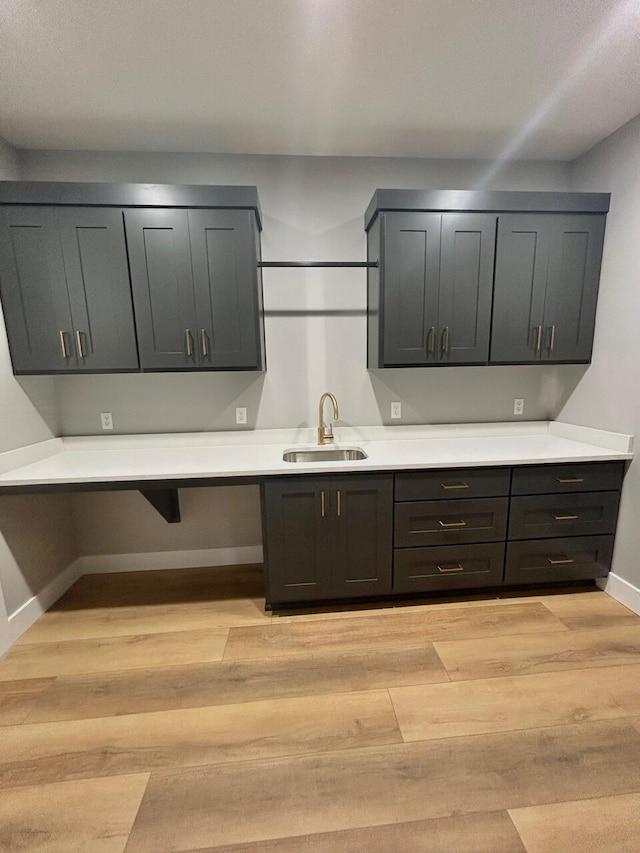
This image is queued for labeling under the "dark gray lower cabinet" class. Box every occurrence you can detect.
[263,475,393,606]
[394,543,505,593]
[505,536,613,584]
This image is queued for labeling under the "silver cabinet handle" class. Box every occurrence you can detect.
[437,563,464,573]
[441,326,450,355]
[59,331,71,359]
[75,330,86,358]
[547,325,556,351]
[427,326,436,355]
[546,556,575,566]
[200,329,209,358]
[185,329,194,358]
[533,325,543,351]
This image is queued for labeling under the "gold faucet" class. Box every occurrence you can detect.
[318,392,339,445]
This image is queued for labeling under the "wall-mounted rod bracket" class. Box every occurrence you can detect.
[258,261,378,268]
[139,488,181,523]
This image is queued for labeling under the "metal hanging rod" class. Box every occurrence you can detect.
[258,261,378,268]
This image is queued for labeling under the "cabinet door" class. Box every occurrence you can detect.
[381,213,441,365]
[189,210,262,369]
[541,215,605,363]
[58,208,139,371]
[438,214,496,364]
[263,479,332,604]
[330,476,393,597]
[0,207,76,372]
[125,209,198,370]
[490,214,549,363]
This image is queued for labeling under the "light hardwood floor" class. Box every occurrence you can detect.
[2,565,640,851]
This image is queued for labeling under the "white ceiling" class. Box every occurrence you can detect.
[1,0,640,161]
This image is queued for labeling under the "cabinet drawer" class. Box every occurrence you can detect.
[394,497,508,547]
[505,535,613,584]
[509,491,620,540]
[394,543,505,593]
[395,468,510,502]
[511,462,624,496]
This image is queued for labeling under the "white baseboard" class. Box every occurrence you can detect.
[1,556,84,654]
[598,572,640,616]
[80,545,264,575]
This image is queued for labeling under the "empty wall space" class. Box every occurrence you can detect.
[14,150,582,567]
[563,113,640,590]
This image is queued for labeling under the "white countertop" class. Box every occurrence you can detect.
[0,421,633,489]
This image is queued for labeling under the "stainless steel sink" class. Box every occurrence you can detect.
[283,447,368,463]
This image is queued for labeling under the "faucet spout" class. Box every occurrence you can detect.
[318,392,339,445]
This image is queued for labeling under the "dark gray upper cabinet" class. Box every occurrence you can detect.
[368,212,495,367]
[0,206,138,373]
[125,209,198,371]
[126,208,264,371]
[491,213,605,364]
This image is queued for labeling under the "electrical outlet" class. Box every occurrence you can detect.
[513,398,525,416]
[100,412,113,430]
[391,401,402,419]
[236,407,247,425]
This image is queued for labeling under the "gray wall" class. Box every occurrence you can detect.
[21,150,577,434]
[18,150,580,561]
[563,113,640,587]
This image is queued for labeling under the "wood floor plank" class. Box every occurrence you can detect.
[17,599,269,644]
[25,645,447,723]
[124,719,640,852]
[539,592,640,630]
[0,678,55,726]
[180,811,526,852]
[224,602,567,661]
[0,690,401,789]
[509,792,640,853]
[435,624,640,681]
[0,772,149,853]
[389,669,628,742]
[0,628,229,681]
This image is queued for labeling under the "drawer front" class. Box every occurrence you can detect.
[395,467,511,502]
[505,535,613,584]
[394,543,505,593]
[394,497,508,547]
[511,462,624,496]
[509,491,620,540]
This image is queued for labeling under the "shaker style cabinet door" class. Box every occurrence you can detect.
[263,478,333,604]
[58,208,139,371]
[330,476,393,597]
[490,214,549,363]
[125,209,199,370]
[540,215,605,363]
[381,212,441,365]
[437,214,496,364]
[189,210,262,369]
[0,207,77,372]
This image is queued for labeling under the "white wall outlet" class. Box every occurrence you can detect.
[100,412,114,430]
[513,398,525,416]
[236,407,247,425]
[391,401,402,419]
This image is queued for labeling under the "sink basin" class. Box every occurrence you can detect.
[283,447,368,463]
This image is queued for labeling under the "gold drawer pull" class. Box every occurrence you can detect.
[552,514,579,522]
[438,520,467,528]
[546,556,575,566]
[440,483,470,490]
[437,563,464,573]
[556,477,585,484]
